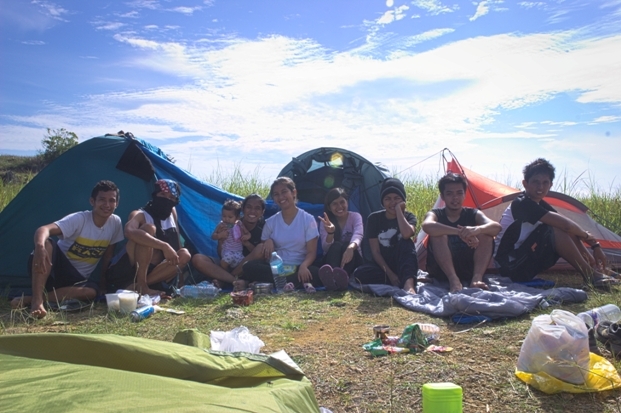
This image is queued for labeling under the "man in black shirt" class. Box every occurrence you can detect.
[494,158,617,287]
[353,178,418,293]
[422,173,501,292]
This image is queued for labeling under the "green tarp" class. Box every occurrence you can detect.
[0,331,320,412]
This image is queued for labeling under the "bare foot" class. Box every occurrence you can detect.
[470,281,489,290]
[30,302,47,319]
[138,285,165,296]
[11,295,31,309]
[449,282,463,293]
[406,287,416,294]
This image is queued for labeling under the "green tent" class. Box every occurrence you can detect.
[0,331,320,412]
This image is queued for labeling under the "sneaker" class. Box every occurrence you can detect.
[595,321,621,358]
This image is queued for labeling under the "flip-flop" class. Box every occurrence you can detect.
[318,264,337,291]
[304,283,316,294]
[333,267,349,291]
[283,282,296,293]
[47,299,90,312]
[591,276,621,290]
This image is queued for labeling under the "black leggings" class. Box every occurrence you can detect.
[322,241,363,275]
[242,260,321,288]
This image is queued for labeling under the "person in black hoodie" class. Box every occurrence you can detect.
[105,179,191,296]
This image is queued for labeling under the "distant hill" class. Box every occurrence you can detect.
[0,155,43,184]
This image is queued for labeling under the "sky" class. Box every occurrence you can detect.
[1,0,620,193]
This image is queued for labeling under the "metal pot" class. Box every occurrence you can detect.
[253,283,273,295]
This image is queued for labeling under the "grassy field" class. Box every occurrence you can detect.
[2,166,621,412]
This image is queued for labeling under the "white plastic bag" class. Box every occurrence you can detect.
[210,326,265,354]
[517,310,590,384]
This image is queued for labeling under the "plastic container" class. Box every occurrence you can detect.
[418,323,440,342]
[577,304,621,328]
[270,252,286,293]
[180,281,220,298]
[105,293,120,312]
[118,292,139,314]
[422,382,463,413]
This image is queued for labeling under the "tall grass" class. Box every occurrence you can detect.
[205,163,270,198]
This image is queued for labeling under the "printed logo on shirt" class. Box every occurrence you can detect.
[377,228,398,248]
[66,237,110,264]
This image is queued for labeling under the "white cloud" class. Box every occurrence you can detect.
[386,0,395,7]
[22,40,45,45]
[95,22,125,31]
[410,0,458,15]
[170,6,201,15]
[470,1,490,21]
[518,2,546,9]
[377,5,409,25]
[33,0,70,22]
[591,115,621,123]
[4,27,621,190]
[128,0,160,10]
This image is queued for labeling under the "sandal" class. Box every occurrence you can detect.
[333,267,349,291]
[318,265,337,290]
[283,282,295,293]
[590,276,621,291]
[304,283,316,294]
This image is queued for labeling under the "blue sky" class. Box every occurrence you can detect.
[1,0,620,192]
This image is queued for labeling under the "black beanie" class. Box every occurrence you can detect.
[380,178,406,201]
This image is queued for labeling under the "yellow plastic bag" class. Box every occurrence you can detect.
[516,352,621,394]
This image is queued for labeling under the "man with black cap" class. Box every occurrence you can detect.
[353,177,418,293]
[105,179,191,296]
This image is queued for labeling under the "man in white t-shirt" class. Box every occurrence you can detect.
[11,180,124,318]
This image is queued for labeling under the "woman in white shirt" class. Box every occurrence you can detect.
[241,177,320,292]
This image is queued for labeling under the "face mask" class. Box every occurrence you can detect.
[149,197,177,220]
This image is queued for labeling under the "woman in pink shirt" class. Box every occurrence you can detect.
[318,188,364,291]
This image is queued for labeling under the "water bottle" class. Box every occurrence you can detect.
[180,282,219,299]
[180,284,198,298]
[270,252,286,293]
[577,304,621,328]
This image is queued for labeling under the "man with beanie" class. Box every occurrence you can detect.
[105,179,191,296]
[422,173,501,292]
[353,177,418,293]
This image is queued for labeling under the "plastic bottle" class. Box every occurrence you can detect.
[270,252,286,293]
[179,282,220,299]
[577,304,621,328]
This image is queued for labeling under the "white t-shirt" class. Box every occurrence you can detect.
[55,211,124,278]
[262,208,319,265]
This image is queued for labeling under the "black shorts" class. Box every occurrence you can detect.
[495,224,559,282]
[28,239,100,295]
[105,250,157,292]
[426,235,493,284]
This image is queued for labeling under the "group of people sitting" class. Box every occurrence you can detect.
[11,158,619,318]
